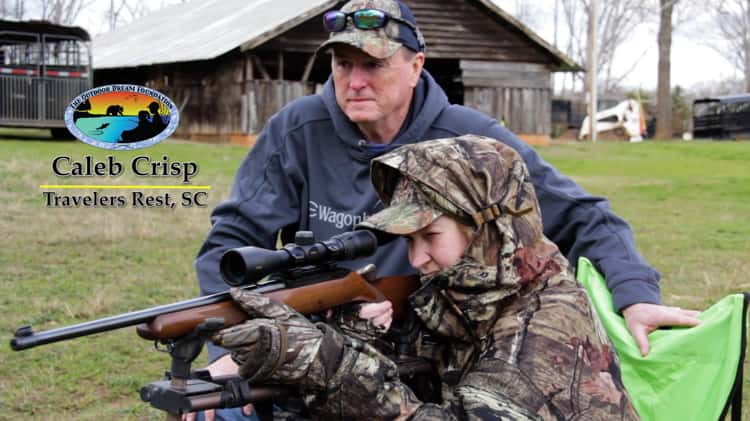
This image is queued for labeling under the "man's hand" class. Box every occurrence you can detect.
[182,354,254,421]
[622,303,701,356]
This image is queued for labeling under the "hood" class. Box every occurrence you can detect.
[368,135,569,341]
[368,135,567,285]
[320,69,449,162]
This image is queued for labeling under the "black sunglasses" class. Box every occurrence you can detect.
[323,9,418,33]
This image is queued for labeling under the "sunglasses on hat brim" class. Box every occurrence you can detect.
[323,9,418,33]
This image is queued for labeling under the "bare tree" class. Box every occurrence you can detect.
[690,77,745,97]
[512,0,544,30]
[655,0,677,139]
[560,0,651,94]
[106,0,127,30]
[38,0,90,24]
[706,1,750,92]
[0,0,26,19]
[105,0,149,31]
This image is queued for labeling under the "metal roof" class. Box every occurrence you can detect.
[715,93,750,104]
[93,0,579,71]
[93,0,337,69]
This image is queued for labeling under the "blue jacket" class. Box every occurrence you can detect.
[196,70,661,314]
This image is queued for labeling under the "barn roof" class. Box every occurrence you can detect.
[93,0,578,71]
[93,0,338,69]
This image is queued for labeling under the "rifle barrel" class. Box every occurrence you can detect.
[10,283,284,351]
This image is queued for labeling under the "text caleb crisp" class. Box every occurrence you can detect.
[44,155,208,209]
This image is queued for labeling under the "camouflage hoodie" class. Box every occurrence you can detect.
[353,135,639,420]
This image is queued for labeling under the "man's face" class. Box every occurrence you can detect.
[332,45,424,128]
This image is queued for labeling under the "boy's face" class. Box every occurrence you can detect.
[406,215,469,275]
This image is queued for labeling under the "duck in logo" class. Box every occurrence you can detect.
[64,84,179,150]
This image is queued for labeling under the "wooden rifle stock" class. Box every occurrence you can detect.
[136,274,419,340]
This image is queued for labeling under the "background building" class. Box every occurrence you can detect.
[93,0,579,144]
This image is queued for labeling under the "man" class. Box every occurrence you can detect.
[192,0,699,419]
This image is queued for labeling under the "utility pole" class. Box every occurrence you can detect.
[553,0,559,94]
[553,0,558,47]
[586,0,598,142]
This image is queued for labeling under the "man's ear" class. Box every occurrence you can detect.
[410,52,425,88]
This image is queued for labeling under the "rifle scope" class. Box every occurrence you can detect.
[220,230,377,286]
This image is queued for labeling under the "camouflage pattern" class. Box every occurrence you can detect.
[303,325,424,419]
[330,302,391,345]
[359,176,444,234]
[218,135,638,419]
[356,135,640,420]
[215,289,425,419]
[318,0,425,59]
[212,288,326,385]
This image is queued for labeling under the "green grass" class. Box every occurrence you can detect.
[1,134,748,419]
[0,134,246,420]
[540,141,750,307]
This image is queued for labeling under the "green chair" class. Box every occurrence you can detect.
[577,257,748,421]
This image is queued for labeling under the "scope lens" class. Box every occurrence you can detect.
[221,251,247,286]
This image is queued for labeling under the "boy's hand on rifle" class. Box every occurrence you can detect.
[216,289,415,419]
[212,288,331,386]
[359,301,393,331]
[333,301,393,342]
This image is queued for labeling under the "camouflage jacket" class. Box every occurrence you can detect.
[303,136,639,420]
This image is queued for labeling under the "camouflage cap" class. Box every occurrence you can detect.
[358,176,442,235]
[318,0,425,59]
[360,135,546,267]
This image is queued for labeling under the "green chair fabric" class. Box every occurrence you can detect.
[577,257,748,421]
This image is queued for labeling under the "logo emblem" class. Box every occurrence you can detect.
[64,84,179,150]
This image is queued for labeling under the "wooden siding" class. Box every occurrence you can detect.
[264,0,556,64]
[405,0,554,63]
[462,60,551,135]
[240,80,313,133]
[160,78,312,138]
[106,53,313,139]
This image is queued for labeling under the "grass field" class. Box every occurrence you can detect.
[1,134,748,420]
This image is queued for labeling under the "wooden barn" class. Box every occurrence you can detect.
[93,0,579,144]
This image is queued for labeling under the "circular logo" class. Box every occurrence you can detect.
[64,84,179,150]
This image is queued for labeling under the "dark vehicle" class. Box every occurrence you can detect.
[693,94,750,140]
[0,20,91,137]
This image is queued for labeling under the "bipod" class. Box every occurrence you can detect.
[139,318,294,419]
[140,317,228,420]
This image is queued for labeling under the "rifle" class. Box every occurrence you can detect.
[10,230,428,420]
